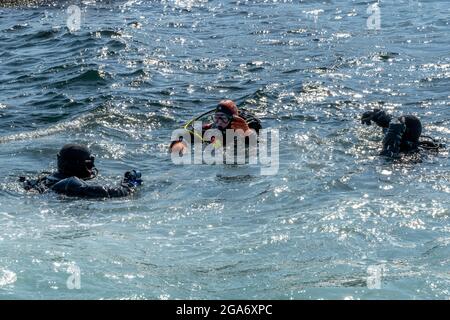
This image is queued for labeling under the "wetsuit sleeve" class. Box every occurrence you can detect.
[374,112,392,128]
[361,109,391,128]
[51,177,134,198]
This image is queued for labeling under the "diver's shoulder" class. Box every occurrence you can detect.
[51,176,85,192]
[239,108,262,131]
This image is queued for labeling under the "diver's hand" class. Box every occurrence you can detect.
[123,170,142,187]
[361,109,391,128]
[230,115,252,136]
[169,141,188,155]
[361,110,376,125]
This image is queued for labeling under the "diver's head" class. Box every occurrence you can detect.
[401,115,422,144]
[57,144,96,179]
[214,100,238,130]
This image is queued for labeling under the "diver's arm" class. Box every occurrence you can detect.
[361,109,392,128]
[51,177,137,198]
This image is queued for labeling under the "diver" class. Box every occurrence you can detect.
[169,99,262,155]
[20,144,142,198]
[361,109,444,158]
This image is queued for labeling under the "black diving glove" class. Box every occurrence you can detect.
[123,170,143,188]
[361,109,392,128]
[380,119,406,158]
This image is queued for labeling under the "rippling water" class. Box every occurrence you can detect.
[0,0,449,299]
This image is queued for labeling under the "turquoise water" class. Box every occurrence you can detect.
[0,0,449,299]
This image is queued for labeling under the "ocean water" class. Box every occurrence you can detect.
[0,0,449,299]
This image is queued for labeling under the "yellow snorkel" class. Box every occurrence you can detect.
[182,109,215,143]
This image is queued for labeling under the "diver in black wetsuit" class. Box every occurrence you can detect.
[361,109,444,158]
[21,144,142,198]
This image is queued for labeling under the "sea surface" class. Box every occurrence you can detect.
[0,0,449,299]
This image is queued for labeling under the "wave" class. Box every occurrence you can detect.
[0,113,92,144]
[52,69,111,88]
[0,0,56,7]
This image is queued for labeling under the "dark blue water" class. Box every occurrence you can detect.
[0,0,449,299]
